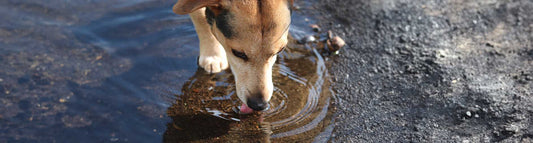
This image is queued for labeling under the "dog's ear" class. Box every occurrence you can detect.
[173,0,220,15]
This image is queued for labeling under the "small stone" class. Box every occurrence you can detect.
[331,36,345,47]
[466,111,472,117]
[399,36,407,43]
[327,30,334,39]
[299,35,316,44]
[310,24,321,32]
[327,36,345,52]
[485,43,494,48]
[505,124,520,133]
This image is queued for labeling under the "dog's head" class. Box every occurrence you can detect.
[174,0,292,111]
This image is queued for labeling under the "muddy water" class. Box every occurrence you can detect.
[0,0,335,142]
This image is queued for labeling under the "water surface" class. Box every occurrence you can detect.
[0,0,336,142]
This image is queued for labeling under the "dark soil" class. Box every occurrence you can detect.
[316,0,533,142]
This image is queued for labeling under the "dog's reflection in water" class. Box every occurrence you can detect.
[163,69,272,142]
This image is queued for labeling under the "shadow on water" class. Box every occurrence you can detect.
[0,0,336,142]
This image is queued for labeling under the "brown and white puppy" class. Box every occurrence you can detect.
[173,0,292,112]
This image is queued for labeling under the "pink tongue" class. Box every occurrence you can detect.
[240,103,254,114]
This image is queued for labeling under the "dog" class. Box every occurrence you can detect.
[173,0,292,112]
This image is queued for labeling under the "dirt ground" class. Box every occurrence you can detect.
[315,0,533,142]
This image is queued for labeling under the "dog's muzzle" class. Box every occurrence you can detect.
[246,97,269,111]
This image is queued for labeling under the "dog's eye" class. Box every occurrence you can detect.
[232,49,248,60]
[277,47,286,54]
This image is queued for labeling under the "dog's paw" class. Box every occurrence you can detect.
[198,55,228,74]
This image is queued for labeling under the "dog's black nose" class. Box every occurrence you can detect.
[246,97,268,111]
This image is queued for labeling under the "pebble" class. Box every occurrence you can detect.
[504,124,520,133]
[299,35,316,43]
[310,24,321,32]
[327,30,334,39]
[327,36,345,52]
[326,30,345,53]
[466,111,472,117]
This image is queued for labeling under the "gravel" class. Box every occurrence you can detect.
[315,0,533,142]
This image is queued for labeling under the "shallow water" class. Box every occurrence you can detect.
[0,0,335,142]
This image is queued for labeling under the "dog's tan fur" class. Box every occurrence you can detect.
[173,0,291,110]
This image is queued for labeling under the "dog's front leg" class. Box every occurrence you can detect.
[189,8,228,73]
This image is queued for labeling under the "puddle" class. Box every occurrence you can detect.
[164,39,336,142]
[0,0,336,142]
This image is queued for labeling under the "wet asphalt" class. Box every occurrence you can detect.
[315,0,533,142]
